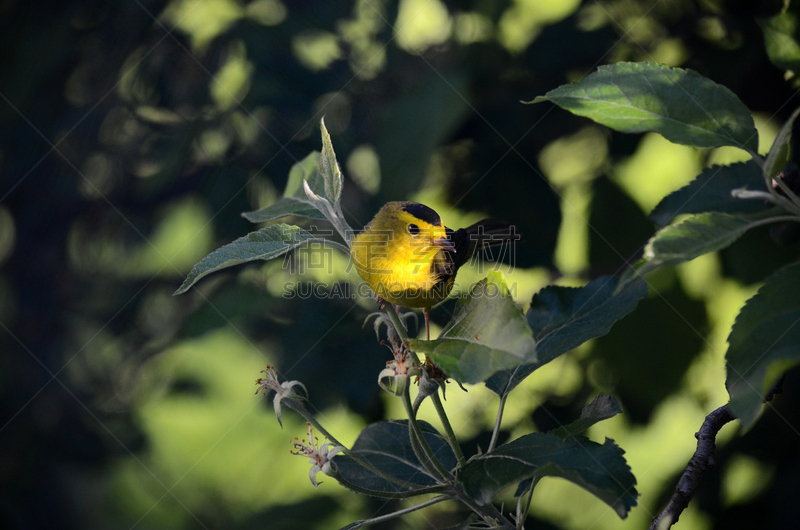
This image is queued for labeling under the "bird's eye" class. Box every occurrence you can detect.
[408,223,420,235]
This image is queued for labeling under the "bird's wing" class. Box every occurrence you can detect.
[432,219,519,286]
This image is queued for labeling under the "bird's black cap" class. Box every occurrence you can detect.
[402,202,442,226]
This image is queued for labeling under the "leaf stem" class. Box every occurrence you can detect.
[344,495,452,529]
[488,393,509,453]
[387,305,421,364]
[431,392,466,467]
[389,306,465,467]
[752,156,800,214]
[772,177,800,214]
[748,214,800,229]
[402,387,452,481]
[388,306,442,477]
[748,150,765,170]
[516,477,540,529]
[453,489,516,529]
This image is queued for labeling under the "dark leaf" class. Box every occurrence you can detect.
[333,420,455,496]
[549,394,624,439]
[458,433,637,518]
[486,276,646,396]
[650,161,769,226]
[765,107,800,180]
[727,263,800,429]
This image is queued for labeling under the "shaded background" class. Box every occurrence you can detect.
[2,0,800,528]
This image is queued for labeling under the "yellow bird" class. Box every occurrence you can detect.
[350,201,514,339]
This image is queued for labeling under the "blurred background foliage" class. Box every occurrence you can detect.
[2,0,800,528]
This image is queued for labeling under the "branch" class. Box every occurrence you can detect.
[649,375,786,530]
[647,404,734,530]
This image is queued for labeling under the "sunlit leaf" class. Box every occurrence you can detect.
[650,161,769,226]
[531,62,758,152]
[410,273,537,385]
[174,224,314,294]
[631,212,769,278]
[764,107,800,180]
[486,276,646,396]
[727,263,800,430]
[759,13,800,73]
[319,118,343,205]
[333,420,455,495]
[242,196,327,223]
[287,151,326,197]
[458,433,637,518]
[243,152,326,223]
[242,197,325,223]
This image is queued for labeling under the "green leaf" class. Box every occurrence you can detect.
[319,118,343,205]
[458,433,638,518]
[242,196,327,223]
[174,224,314,294]
[486,276,646,396]
[531,62,758,152]
[632,212,765,278]
[650,161,770,226]
[333,420,455,495]
[759,13,800,73]
[287,151,325,197]
[513,394,623,497]
[410,273,537,385]
[550,394,624,439]
[727,263,800,429]
[243,152,326,223]
[765,107,800,180]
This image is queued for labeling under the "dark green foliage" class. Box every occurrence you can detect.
[549,394,624,440]
[719,224,800,284]
[650,161,769,226]
[589,176,655,272]
[486,275,647,396]
[5,1,800,528]
[591,280,708,423]
[727,263,800,429]
[334,420,456,495]
[458,433,637,518]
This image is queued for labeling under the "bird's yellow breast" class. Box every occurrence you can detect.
[351,216,453,308]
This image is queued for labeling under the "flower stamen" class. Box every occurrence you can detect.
[290,423,342,488]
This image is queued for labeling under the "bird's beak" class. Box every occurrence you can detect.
[431,237,456,253]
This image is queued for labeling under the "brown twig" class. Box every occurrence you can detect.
[648,375,786,529]
[647,404,734,530]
